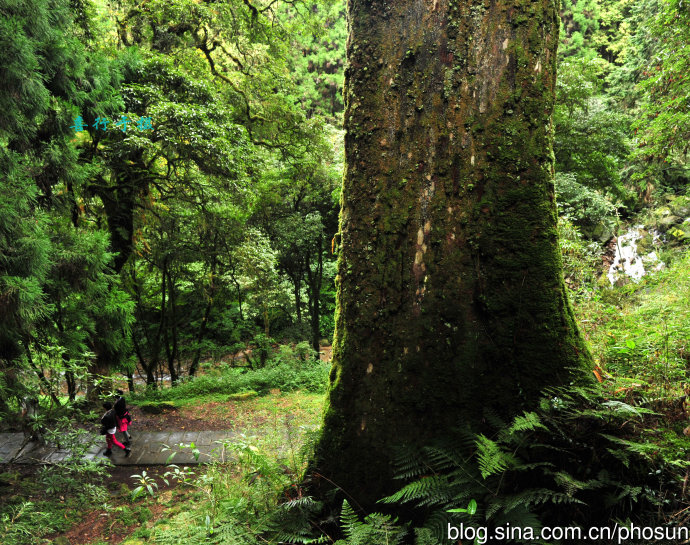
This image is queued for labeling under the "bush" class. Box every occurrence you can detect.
[556,172,615,238]
[558,216,603,297]
[138,357,330,402]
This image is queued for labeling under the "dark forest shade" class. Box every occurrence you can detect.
[308,0,593,509]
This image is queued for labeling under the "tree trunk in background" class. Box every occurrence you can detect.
[307,237,324,357]
[308,0,592,510]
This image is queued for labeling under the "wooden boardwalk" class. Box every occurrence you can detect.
[0,431,238,465]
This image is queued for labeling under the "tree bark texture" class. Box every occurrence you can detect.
[309,0,592,509]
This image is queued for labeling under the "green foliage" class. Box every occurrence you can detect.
[136,422,316,545]
[634,0,690,160]
[0,502,51,545]
[556,172,615,231]
[554,56,632,220]
[580,248,690,398]
[288,3,346,120]
[560,0,602,59]
[333,500,408,545]
[0,176,50,368]
[136,351,329,402]
[131,470,160,500]
[0,419,109,545]
[558,214,605,297]
[375,386,672,543]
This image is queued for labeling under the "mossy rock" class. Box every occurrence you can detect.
[53,538,71,545]
[653,206,673,219]
[657,215,682,232]
[637,231,654,254]
[139,401,177,414]
[668,224,690,244]
[227,390,258,401]
[591,222,614,243]
[669,198,690,217]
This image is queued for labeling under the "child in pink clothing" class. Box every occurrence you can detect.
[101,402,131,457]
[114,390,132,445]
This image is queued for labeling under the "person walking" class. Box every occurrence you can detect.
[101,402,131,457]
[114,389,132,445]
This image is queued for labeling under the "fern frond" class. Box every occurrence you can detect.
[390,446,430,480]
[551,471,603,496]
[421,445,465,472]
[482,406,507,430]
[381,475,449,504]
[505,411,547,437]
[340,500,362,537]
[502,489,584,513]
[475,435,517,479]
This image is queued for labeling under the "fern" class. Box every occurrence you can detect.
[380,475,451,505]
[260,495,326,544]
[475,434,516,479]
[334,501,408,545]
[504,411,547,436]
[375,384,671,543]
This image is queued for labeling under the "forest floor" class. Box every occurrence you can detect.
[4,389,325,545]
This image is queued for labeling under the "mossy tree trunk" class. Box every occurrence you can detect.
[308,0,593,510]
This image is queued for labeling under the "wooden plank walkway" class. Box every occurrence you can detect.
[0,431,238,465]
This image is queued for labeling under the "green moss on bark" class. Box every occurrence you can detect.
[308,0,592,510]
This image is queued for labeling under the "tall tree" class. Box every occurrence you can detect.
[1,0,132,407]
[308,0,592,509]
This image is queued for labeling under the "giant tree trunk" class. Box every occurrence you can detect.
[309,0,592,510]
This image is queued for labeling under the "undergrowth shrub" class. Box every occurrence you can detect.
[137,423,319,544]
[275,386,686,544]
[558,216,603,297]
[556,172,616,237]
[0,420,108,545]
[587,250,690,398]
[378,386,682,543]
[138,358,329,402]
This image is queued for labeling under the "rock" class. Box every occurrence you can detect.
[668,195,690,216]
[657,215,681,232]
[670,206,690,218]
[668,224,690,244]
[592,222,615,243]
[139,401,177,414]
[227,391,258,401]
[636,231,653,254]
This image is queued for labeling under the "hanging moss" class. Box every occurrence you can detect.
[307,0,593,511]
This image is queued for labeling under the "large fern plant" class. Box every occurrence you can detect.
[376,385,672,543]
[271,386,680,544]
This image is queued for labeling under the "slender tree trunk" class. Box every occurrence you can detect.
[164,267,179,384]
[308,0,592,510]
[24,342,61,406]
[132,328,157,387]
[189,298,213,377]
[131,268,157,386]
[307,237,324,356]
[293,275,303,323]
[65,368,77,401]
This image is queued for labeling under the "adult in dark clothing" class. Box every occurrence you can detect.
[114,390,132,445]
[101,402,130,457]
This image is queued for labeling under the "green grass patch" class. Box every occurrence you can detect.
[575,247,690,398]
